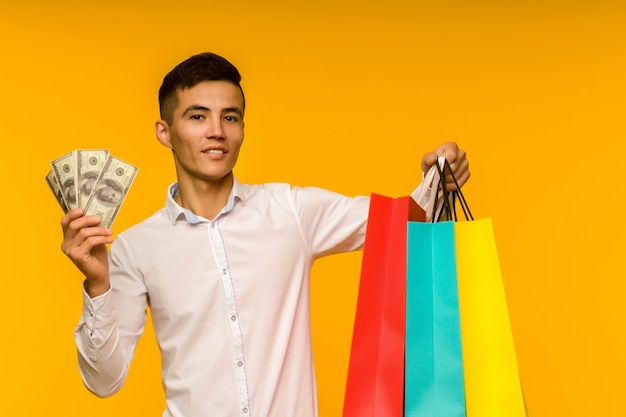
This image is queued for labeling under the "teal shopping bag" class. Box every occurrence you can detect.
[405,221,466,417]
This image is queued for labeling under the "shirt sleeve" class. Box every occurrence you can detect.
[289,186,370,259]
[73,240,148,397]
[290,178,433,259]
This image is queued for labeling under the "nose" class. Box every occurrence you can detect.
[206,115,225,139]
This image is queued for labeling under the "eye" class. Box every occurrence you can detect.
[224,115,240,122]
[190,114,204,120]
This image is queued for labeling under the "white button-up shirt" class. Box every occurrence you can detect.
[75,179,375,417]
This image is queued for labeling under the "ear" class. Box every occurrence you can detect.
[155,120,173,149]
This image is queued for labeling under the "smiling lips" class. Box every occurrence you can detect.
[202,149,226,157]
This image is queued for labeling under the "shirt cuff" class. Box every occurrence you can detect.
[81,283,116,335]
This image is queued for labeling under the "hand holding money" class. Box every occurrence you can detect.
[60,209,113,297]
[47,150,138,228]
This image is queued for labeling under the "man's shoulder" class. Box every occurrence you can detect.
[238,181,361,213]
[239,181,336,197]
[236,181,295,201]
[116,207,169,240]
[239,181,291,192]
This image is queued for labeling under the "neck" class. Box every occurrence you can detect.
[175,173,234,221]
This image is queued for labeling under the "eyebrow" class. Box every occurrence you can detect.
[182,105,244,117]
[181,105,209,116]
[223,106,244,117]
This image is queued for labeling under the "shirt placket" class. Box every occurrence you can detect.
[207,221,251,416]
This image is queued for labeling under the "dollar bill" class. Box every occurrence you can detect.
[83,155,139,228]
[76,149,110,208]
[51,151,78,210]
[45,169,69,213]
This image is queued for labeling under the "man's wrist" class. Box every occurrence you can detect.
[84,279,111,298]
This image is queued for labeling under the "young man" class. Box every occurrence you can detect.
[61,52,470,417]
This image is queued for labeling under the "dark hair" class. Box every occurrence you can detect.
[158,52,245,124]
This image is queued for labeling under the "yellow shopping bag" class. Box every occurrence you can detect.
[426,156,528,416]
[455,218,528,417]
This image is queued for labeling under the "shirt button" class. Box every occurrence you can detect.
[222,268,227,275]
[237,361,244,367]
[231,315,237,321]
[242,407,248,414]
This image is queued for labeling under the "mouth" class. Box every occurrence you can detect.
[202,149,226,154]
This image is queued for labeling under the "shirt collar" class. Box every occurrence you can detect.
[165,178,244,225]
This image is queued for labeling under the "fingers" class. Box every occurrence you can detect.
[60,208,83,230]
[443,153,470,190]
[435,141,460,163]
[422,142,470,191]
[60,210,113,264]
[421,151,438,174]
[443,166,470,190]
[61,209,109,238]
[423,141,462,173]
[61,226,112,257]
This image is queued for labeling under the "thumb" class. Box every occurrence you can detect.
[436,141,459,163]
[421,151,438,174]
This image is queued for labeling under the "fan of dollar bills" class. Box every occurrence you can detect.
[46,150,139,228]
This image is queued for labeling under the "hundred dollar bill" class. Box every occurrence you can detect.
[83,155,138,229]
[45,169,69,213]
[51,151,78,210]
[76,149,109,209]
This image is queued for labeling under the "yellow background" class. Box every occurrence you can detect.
[1,1,625,416]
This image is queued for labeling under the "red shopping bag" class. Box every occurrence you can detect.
[343,193,424,417]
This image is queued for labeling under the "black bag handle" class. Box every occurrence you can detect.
[431,158,473,222]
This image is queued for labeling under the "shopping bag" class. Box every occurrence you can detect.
[405,220,466,417]
[455,219,528,416]
[405,158,466,417]
[343,193,425,417]
[435,157,528,416]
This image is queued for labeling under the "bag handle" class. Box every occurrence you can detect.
[431,156,474,222]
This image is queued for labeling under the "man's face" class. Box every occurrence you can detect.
[158,80,245,185]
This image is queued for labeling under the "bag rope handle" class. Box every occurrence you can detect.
[432,156,474,222]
